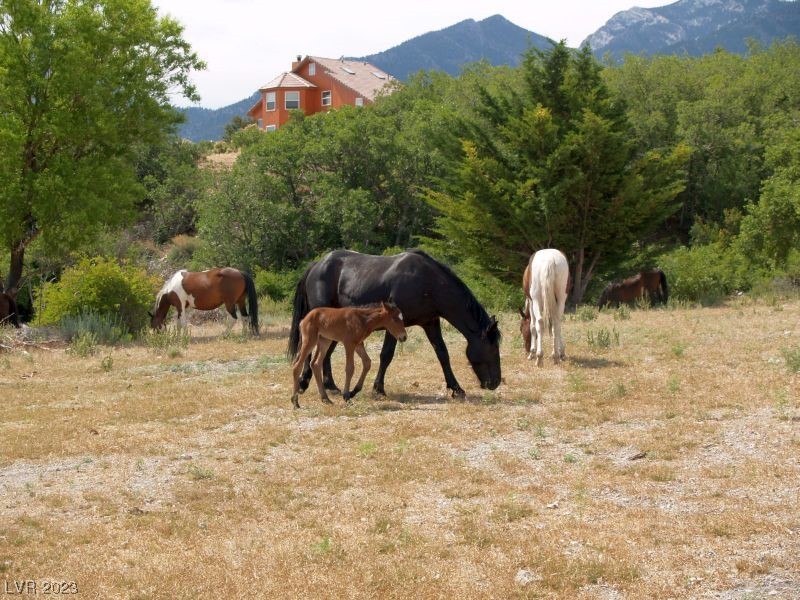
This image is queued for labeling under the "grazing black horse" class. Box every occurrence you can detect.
[288,249,502,398]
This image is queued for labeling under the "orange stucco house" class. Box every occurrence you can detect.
[247,55,396,130]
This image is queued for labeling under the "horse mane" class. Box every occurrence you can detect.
[406,249,501,343]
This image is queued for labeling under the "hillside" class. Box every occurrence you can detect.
[358,14,553,81]
[585,0,800,58]
[177,92,259,143]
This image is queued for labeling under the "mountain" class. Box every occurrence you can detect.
[585,0,800,58]
[176,15,551,141]
[177,92,259,143]
[359,14,553,81]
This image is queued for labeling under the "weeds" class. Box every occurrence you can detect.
[613,306,631,321]
[67,331,98,357]
[587,326,620,350]
[781,346,800,373]
[142,326,190,356]
[575,306,598,322]
[60,311,130,345]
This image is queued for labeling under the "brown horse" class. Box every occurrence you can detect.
[597,269,669,308]
[0,292,20,328]
[150,268,259,334]
[291,302,408,408]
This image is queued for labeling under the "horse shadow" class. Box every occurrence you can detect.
[566,356,625,369]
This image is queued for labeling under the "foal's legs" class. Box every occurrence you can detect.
[291,330,318,408]
[341,342,356,402]
[347,343,372,401]
[311,338,334,404]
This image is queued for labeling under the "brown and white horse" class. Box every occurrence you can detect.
[0,292,20,328]
[520,249,569,366]
[150,268,259,335]
[291,302,408,408]
[597,269,669,308]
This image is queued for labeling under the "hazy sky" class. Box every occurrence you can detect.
[153,0,671,109]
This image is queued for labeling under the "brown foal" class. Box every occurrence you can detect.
[291,302,408,408]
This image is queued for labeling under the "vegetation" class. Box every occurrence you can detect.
[36,257,157,333]
[0,0,203,293]
[2,29,800,318]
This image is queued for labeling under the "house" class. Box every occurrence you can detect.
[247,56,396,131]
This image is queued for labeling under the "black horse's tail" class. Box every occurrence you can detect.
[243,272,259,335]
[658,269,669,305]
[287,262,314,359]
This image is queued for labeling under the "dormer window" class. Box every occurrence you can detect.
[309,63,316,76]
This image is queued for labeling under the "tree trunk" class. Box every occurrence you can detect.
[5,243,26,297]
[570,247,585,306]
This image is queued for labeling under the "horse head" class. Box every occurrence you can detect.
[380,301,408,343]
[518,307,532,353]
[466,316,502,389]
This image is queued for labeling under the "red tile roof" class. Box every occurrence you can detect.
[302,56,395,101]
[259,72,317,90]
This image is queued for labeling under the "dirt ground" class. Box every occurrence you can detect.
[1,298,798,599]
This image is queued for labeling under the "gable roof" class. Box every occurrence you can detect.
[301,56,395,102]
[259,72,316,91]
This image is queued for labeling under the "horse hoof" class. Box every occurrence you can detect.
[527,352,534,361]
[536,356,544,367]
[342,392,351,402]
[372,386,386,398]
[324,385,341,395]
[321,397,333,405]
[291,395,300,409]
[450,387,466,399]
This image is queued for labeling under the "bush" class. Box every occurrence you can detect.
[59,311,131,344]
[37,257,158,333]
[658,244,756,305]
[254,268,304,302]
[450,258,522,314]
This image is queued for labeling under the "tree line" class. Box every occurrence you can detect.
[2,0,799,315]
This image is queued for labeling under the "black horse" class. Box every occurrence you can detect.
[288,249,502,398]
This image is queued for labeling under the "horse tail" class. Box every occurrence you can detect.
[287,262,313,359]
[540,259,557,335]
[658,269,669,305]
[243,272,259,335]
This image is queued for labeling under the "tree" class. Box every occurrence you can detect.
[0,0,203,294]
[425,43,689,304]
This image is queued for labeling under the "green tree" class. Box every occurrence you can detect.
[425,43,689,304]
[0,0,203,293]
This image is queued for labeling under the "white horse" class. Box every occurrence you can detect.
[521,249,569,366]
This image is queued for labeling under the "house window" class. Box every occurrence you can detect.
[266,124,277,132]
[265,92,276,111]
[355,97,364,107]
[309,63,316,76]
[322,90,331,106]
[285,91,300,109]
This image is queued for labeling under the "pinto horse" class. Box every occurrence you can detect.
[288,249,501,398]
[520,249,569,366]
[597,269,669,308]
[0,292,20,328]
[150,268,259,335]
[291,302,408,408]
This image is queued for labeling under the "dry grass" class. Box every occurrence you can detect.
[1,299,799,598]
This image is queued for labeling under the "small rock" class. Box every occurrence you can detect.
[546,501,559,509]
[127,507,145,516]
[628,451,647,461]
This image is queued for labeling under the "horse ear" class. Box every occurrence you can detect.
[147,311,153,318]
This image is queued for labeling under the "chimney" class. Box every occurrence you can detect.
[292,54,302,70]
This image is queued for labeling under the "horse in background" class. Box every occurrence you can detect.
[597,269,669,308]
[291,302,408,408]
[0,292,20,328]
[150,268,259,335]
[521,249,569,366]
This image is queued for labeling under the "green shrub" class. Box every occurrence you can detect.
[659,244,756,305]
[37,257,158,333]
[254,268,304,302]
[59,311,131,344]
[67,331,98,357]
[451,258,522,313]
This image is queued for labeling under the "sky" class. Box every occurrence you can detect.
[153,0,671,109]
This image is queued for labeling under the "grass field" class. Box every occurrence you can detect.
[1,298,799,599]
